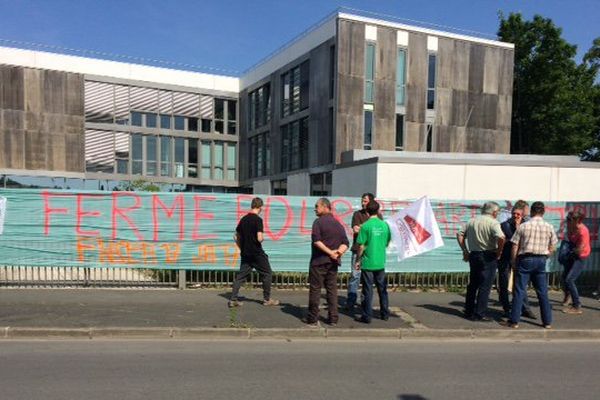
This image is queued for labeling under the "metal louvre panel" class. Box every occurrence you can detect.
[200,95,213,118]
[114,85,130,123]
[114,131,129,155]
[173,92,200,117]
[85,129,114,172]
[84,81,114,123]
[159,90,173,114]
[130,86,158,112]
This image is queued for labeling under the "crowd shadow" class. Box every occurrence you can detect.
[398,395,429,400]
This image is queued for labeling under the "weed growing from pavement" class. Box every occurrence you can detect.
[228,307,252,329]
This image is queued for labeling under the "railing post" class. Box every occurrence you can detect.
[178,269,186,290]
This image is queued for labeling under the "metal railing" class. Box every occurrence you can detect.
[2,266,599,293]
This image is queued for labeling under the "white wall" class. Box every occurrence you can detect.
[371,162,600,201]
[332,163,378,196]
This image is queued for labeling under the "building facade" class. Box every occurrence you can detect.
[0,11,515,195]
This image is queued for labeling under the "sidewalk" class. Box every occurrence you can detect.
[1,288,600,340]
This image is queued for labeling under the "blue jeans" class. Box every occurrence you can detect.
[347,253,361,307]
[360,269,389,322]
[498,257,531,313]
[511,255,552,326]
[465,251,498,318]
[562,257,586,308]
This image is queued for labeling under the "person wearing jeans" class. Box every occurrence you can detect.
[562,210,591,314]
[507,201,558,329]
[347,193,380,311]
[457,202,506,321]
[354,200,391,324]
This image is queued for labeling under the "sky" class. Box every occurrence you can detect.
[0,0,598,76]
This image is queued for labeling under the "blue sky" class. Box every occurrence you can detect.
[0,0,598,76]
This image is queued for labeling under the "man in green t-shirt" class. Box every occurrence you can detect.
[355,200,391,323]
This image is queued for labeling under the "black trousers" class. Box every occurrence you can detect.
[231,254,273,301]
[307,263,339,324]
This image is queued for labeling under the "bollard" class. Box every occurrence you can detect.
[178,269,186,290]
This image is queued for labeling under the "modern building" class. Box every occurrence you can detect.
[7,9,583,198]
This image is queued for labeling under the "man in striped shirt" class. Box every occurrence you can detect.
[507,201,558,329]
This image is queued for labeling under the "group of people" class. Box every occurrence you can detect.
[457,200,591,329]
[229,194,391,327]
[228,195,592,329]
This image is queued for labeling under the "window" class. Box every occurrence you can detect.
[214,142,224,180]
[174,137,185,178]
[396,48,406,106]
[115,132,129,174]
[427,54,437,110]
[201,141,211,179]
[146,136,157,176]
[365,43,376,103]
[248,84,271,130]
[160,114,171,129]
[426,124,433,152]
[281,61,309,118]
[146,113,157,128]
[188,117,198,132]
[131,112,143,127]
[280,118,308,172]
[214,99,224,134]
[160,136,171,176]
[249,132,270,178]
[227,100,237,135]
[395,114,404,151]
[131,134,143,175]
[201,119,211,133]
[174,116,185,131]
[272,179,287,195]
[310,172,332,196]
[227,145,236,181]
[188,139,198,178]
[364,110,373,150]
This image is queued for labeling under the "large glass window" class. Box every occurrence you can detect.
[248,84,271,130]
[227,145,236,181]
[131,112,143,126]
[395,114,404,151]
[146,136,157,176]
[396,48,406,106]
[426,124,434,152]
[174,137,185,178]
[131,134,143,175]
[188,139,198,178]
[365,43,376,104]
[364,110,373,150]
[280,118,308,172]
[281,61,309,118]
[214,99,224,134]
[160,114,171,130]
[272,179,287,195]
[310,172,332,196]
[146,113,157,128]
[115,132,129,174]
[329,45,335,100]
[201,141,211,179]
[214,142,224,180]
[174,116,185,131]
[427,54,437,110]
[160,136,171,177]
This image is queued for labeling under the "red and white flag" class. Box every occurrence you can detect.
[386,196,444,261]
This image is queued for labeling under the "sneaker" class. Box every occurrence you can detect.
[263,298,280,306]
[228,300,243,308]
[543,324,552,329]
[325,318,338,327]
[562,294,571,307]
[354,316,371,324]
[563,306,583,315]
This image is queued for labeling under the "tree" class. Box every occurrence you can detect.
[498,13,598,156]
[116,178,161,192]
[581,38,600,161]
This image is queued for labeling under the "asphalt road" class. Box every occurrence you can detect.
[1,340,598,400]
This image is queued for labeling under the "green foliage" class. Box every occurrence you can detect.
[116,178,161,192]
[498,13,599,156]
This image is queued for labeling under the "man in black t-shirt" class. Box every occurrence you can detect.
[229,197,279,307]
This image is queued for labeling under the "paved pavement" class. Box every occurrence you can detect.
[1,288,600,339]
